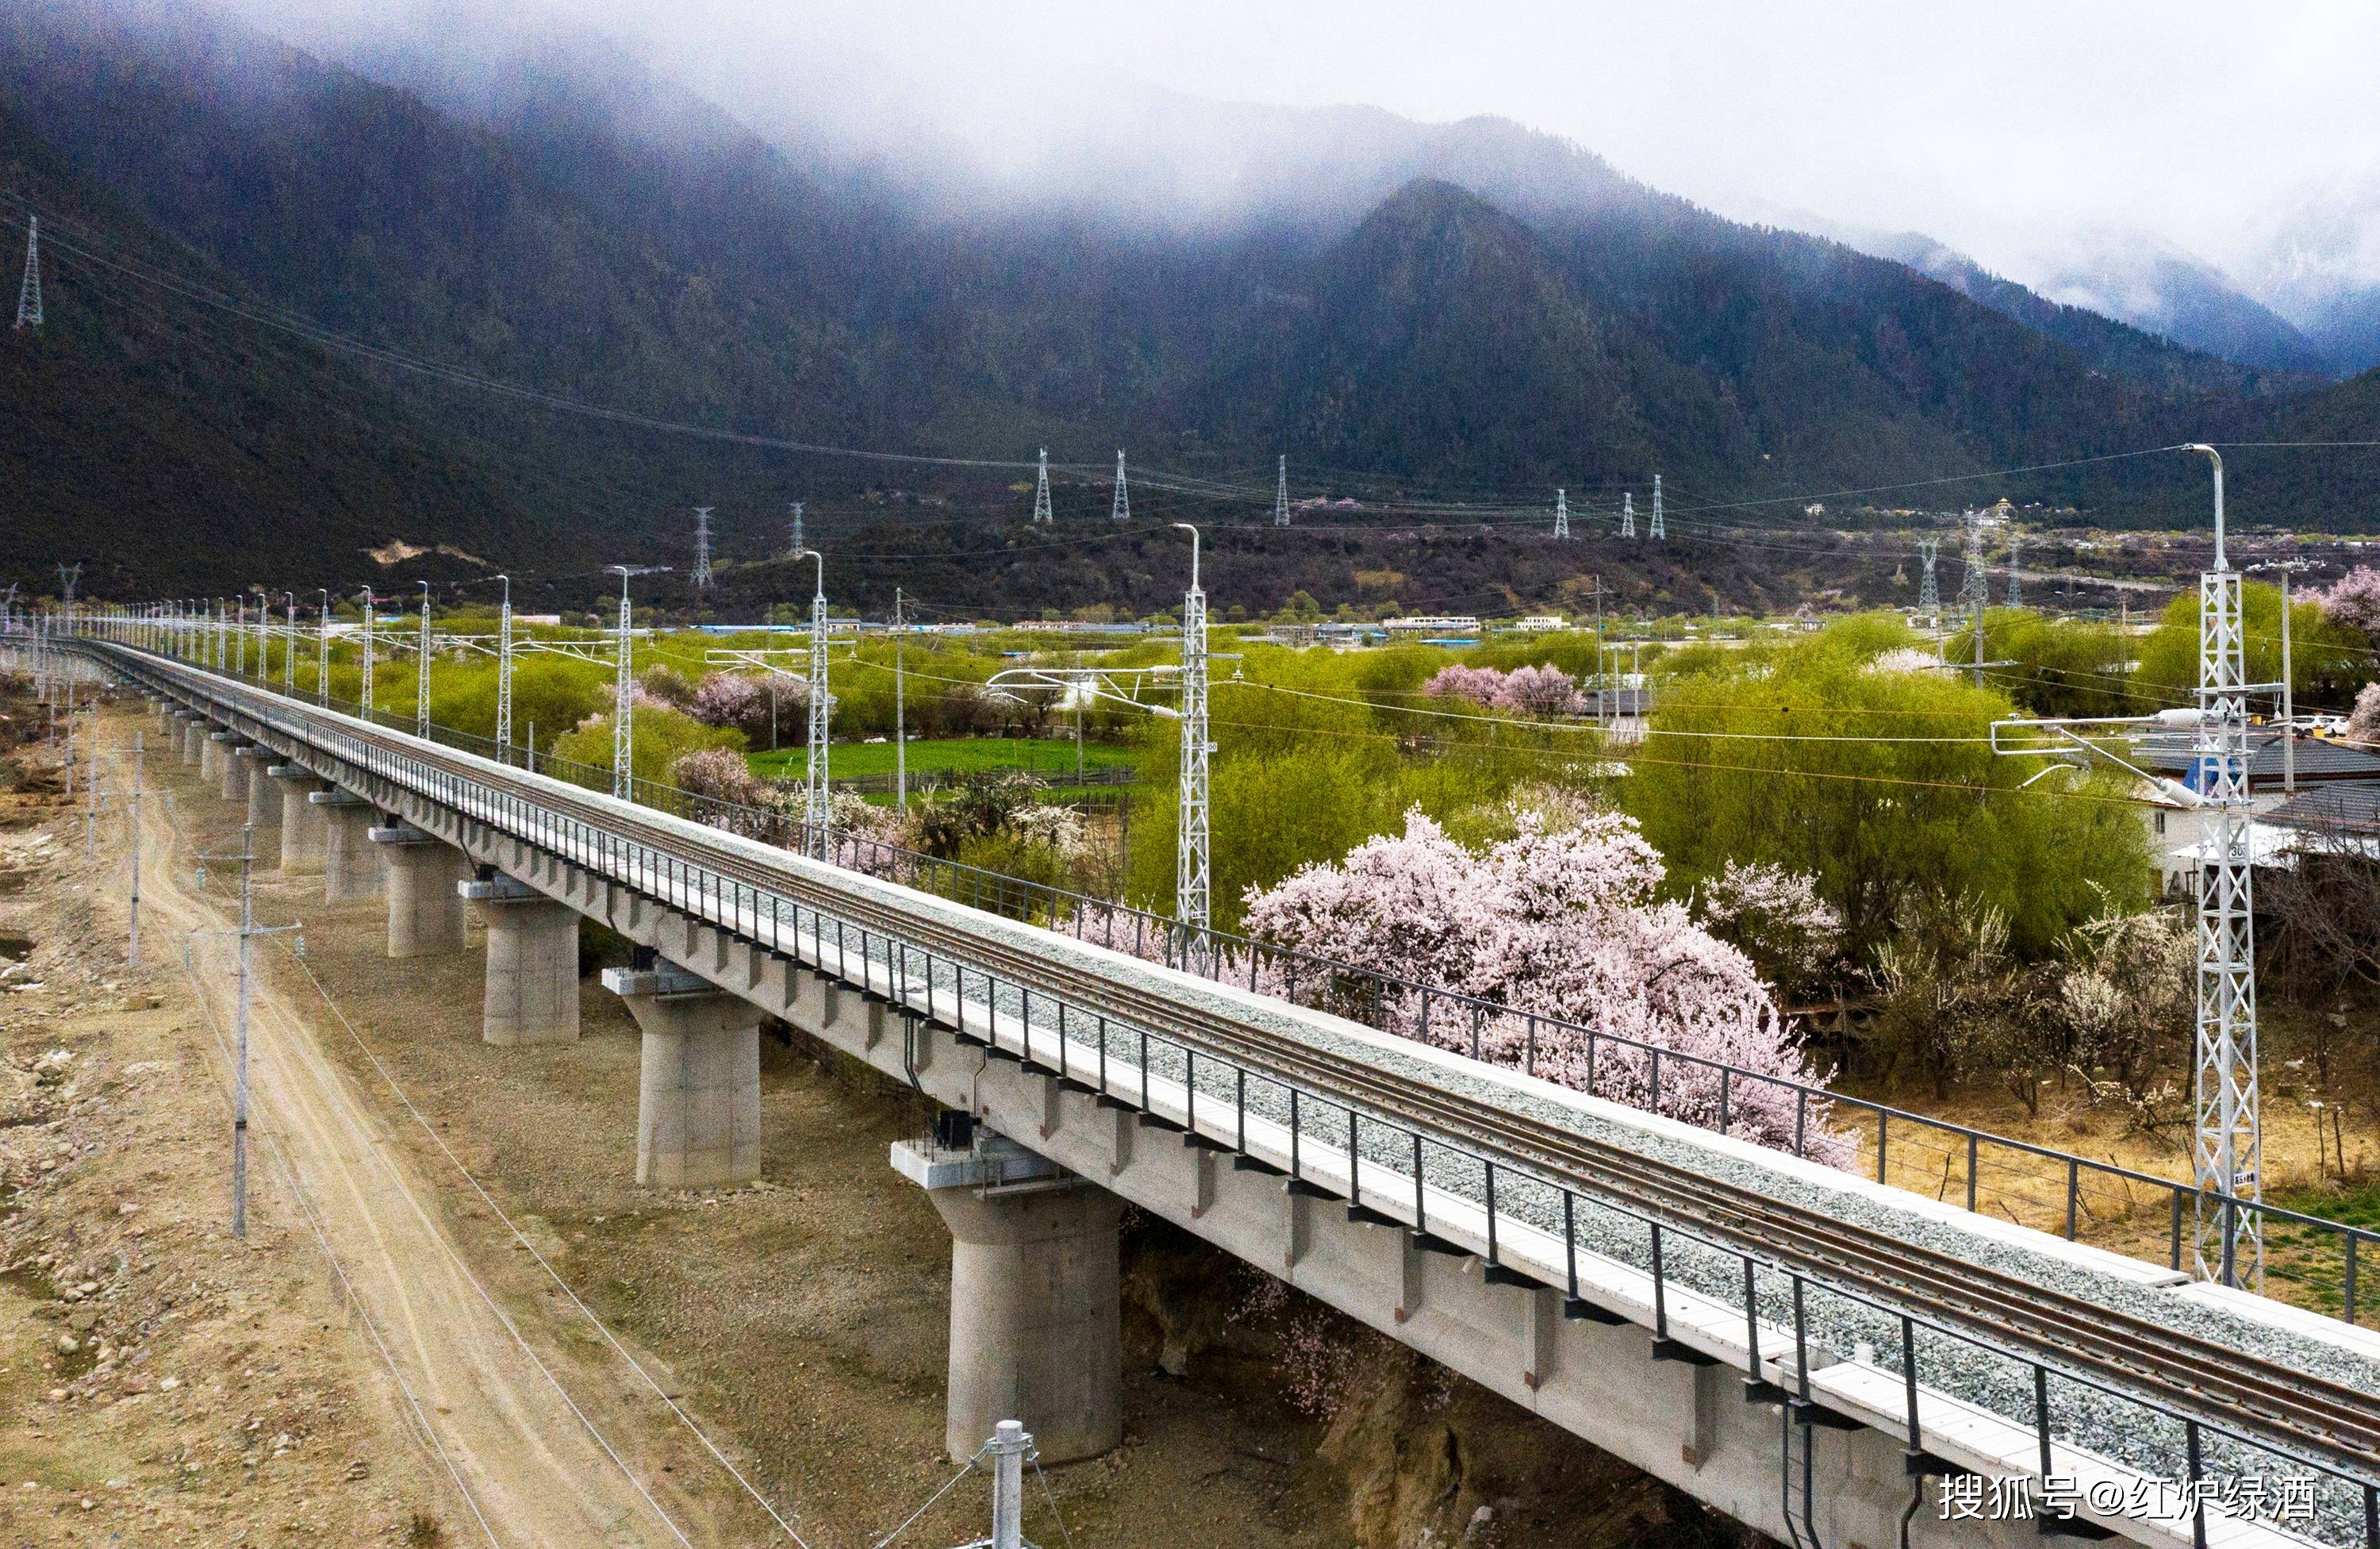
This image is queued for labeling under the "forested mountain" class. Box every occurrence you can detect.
[2,0,2376,603]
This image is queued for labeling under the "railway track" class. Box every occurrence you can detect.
[112,644,2380,1492]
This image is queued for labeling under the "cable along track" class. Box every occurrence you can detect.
[132,652,2380,1492]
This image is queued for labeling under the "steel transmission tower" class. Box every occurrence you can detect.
[2184,445,2262,1286]
[1031,449,1053,523]
[1273,455,1290,527]
[1553,489,1569,540]
[605,565,666,798]
[1650,473,1664,539]
[415,582,432,738]
[1111,451,1130,521]
[359,588,376,717]
[797,550,831,859]
[1960,513,1990,686]
[787,501,804,559]
[2006,531,2023,609]
[1173,525,1212,956]
[1621,493,1636,540]
[690,506,714,594]
[55,562,79,605]
[1917,538,1940,613]
[14,215,40,331]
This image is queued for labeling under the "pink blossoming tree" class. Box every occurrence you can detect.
[1423,663,1586,717]
[1240,809,1848,1163]
[2318,567,2380,645]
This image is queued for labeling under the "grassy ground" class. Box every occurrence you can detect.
[749,735,1134,782]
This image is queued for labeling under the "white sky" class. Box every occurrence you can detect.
[353,0,2380,294]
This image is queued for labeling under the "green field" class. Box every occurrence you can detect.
[748,736,1135,782]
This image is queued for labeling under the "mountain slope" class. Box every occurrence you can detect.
[0,99,542,597]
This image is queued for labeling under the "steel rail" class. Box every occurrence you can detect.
[96,643,2380,1492]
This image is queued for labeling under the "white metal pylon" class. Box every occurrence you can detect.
[691,506,714,594]
[1553,489,1569,540]
[359,589,376,717]
[788,501,804,559]
[1111,450,1130,521]
[1621,492,1637,540]
[605,564,665,799]
[1917,538,1940,614]
[1273,455,1289,528]
[801,551,831,859]
[415,582,432,738]
[2006,531,2023,609]
[1650,473,1664,539]
[2184,445,2262,1288]
[1173,525,1211,957]
[14,215,40,331]
[494,575,513,757]
[1031,449,1053,523]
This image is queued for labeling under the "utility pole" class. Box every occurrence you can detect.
[316,590,331,707]
[415,582,432,739]
[495,575,514,760]
[1173,524,1211,955]
[14,214,40,331]
[1917,537,1940,617]
[2184,444,2262,1288]
[691,506,714,595]
[798,549,831,858]
[987,1420,1028,1549]
[1961,513,1989,686]
[1111,451,1130,521]
[2006,530,2023,609]
[127,732,143,965]
[1273,455,1290,528]
[1553,489,1569,541]
[1650,473,1664,540]
[2250,560,2309,797]
[193,825,300,1240]
[605,566,666,801]
[1031,449,1053,524]
[788,501,804,559]
[1622,492,1636,540]
[359,587,376,717]
[893,586,908,809]
[282,593,296,694]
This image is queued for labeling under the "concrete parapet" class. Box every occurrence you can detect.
[603,964,760,1189]
[893,1131,1123,1465]
[311,790,382,905]
[372,824,470,957]
[239,748,280,831]
[270,767,325,874]
[462,875,581,1046]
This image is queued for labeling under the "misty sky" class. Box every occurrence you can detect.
[290,0,2380,298]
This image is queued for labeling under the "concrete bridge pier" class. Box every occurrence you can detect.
[460,874,581,1045]
[198,728,227,785]
[175,713,202,767]
[370,822,469,957]
[271,767,326,875]
[892,1129,1123,1466]
[311,790,382,905]
[215,735,250,805]
[601,960,760,1189]
[239,747,279,833]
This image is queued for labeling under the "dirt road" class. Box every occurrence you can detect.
[112,718,765,1547]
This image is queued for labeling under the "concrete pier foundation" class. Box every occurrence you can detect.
[240,748,279,832]
[893,1131,1123,1465]
[215,736,249,805]
[198,728,225,784]
[312,790,382,905]
[602,963,760,1189]
[176,715,202,767]
[462,875,581,1045]
[271,767,326,874]
[370,823,469,957]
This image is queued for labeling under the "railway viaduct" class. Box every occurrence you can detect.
[44,628,2380,1549]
